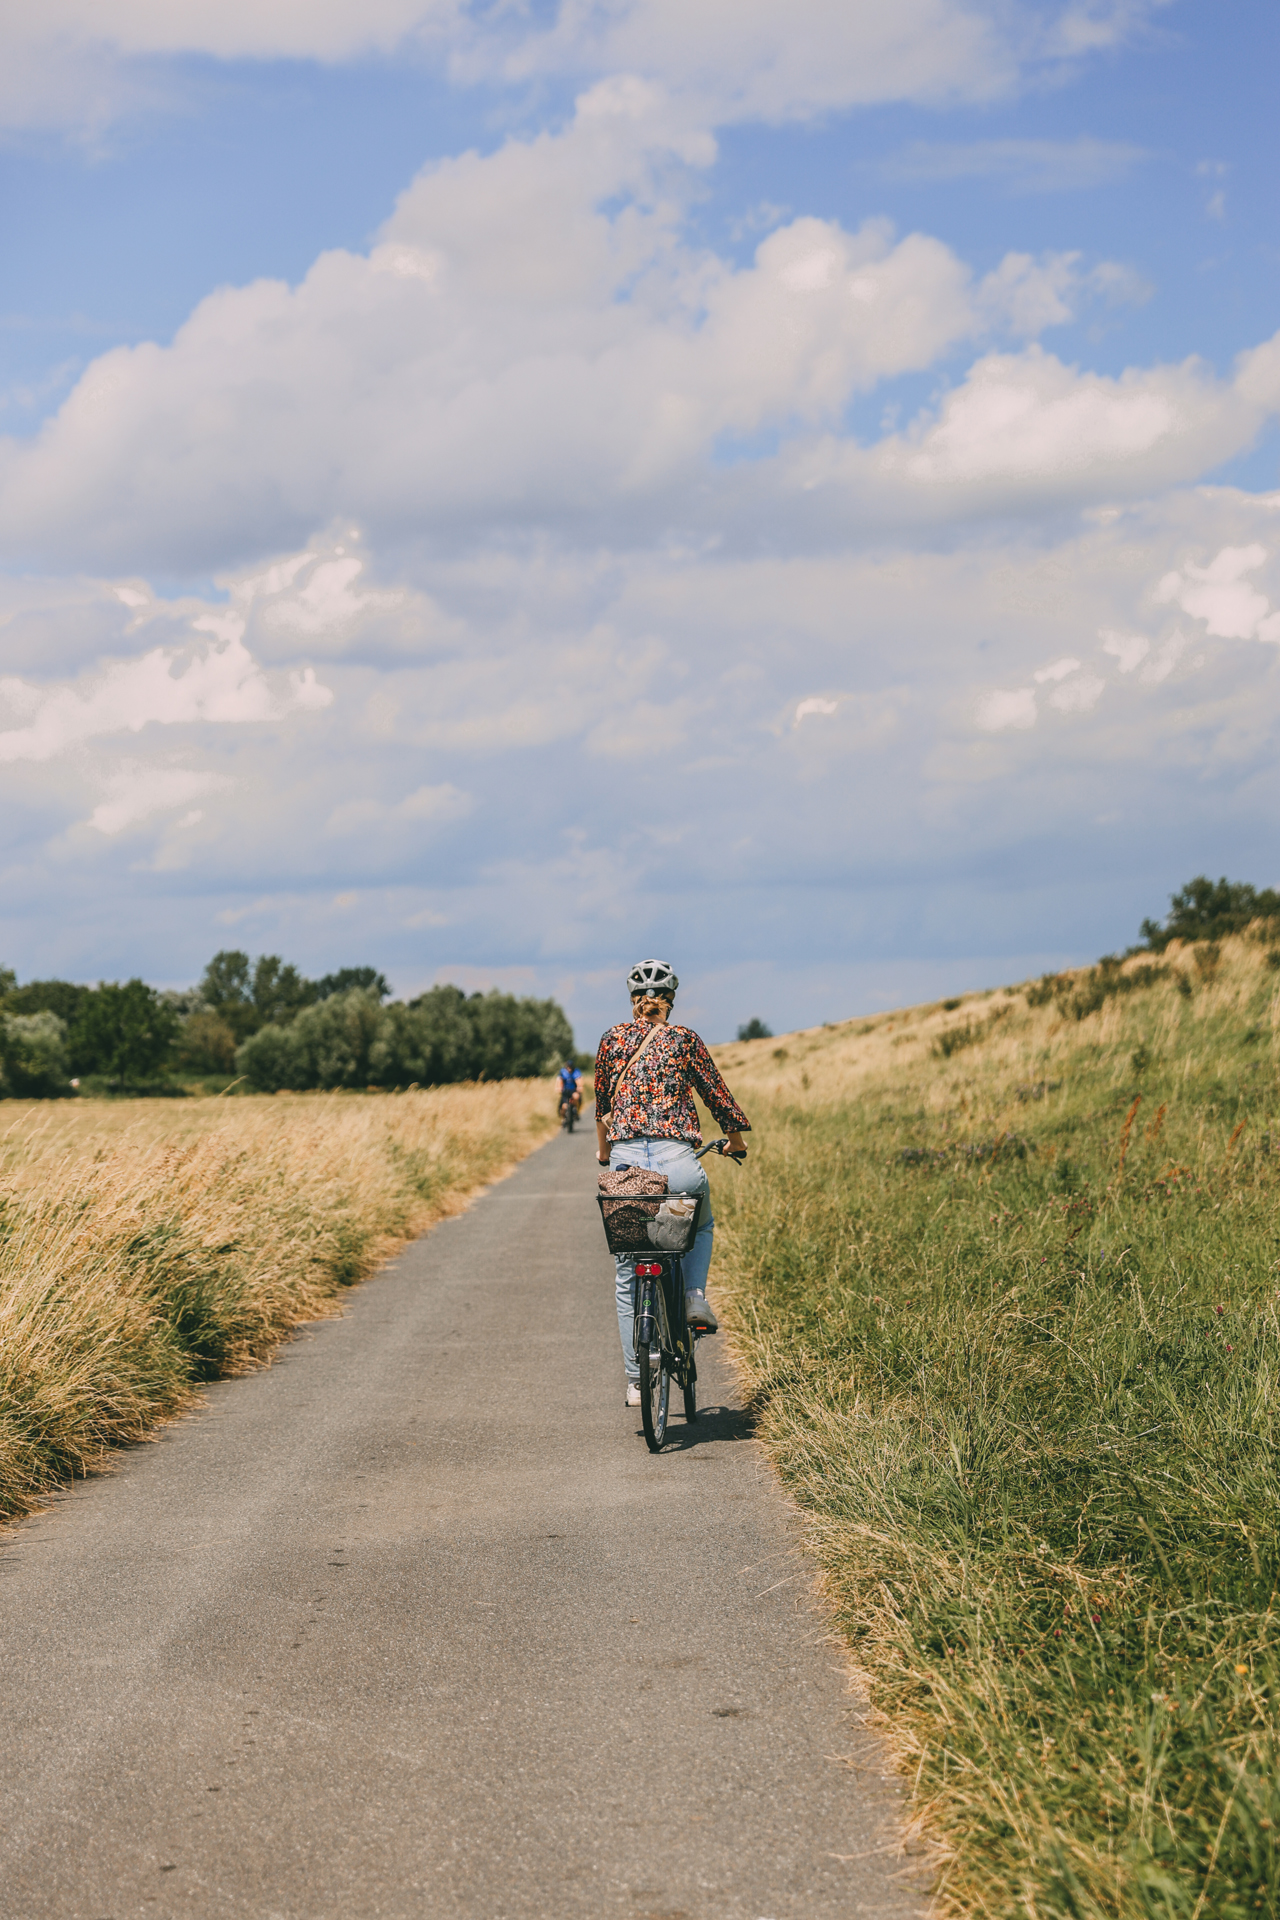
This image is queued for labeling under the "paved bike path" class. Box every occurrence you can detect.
[0,1127,924,1919]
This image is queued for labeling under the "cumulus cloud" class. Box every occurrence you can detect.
[0,80,1237,574]
[975,687,1037,730]
[884,347,1250,492]
[1155,544,1280,641]
[1100,629,1150,672]
[0,626,331,764]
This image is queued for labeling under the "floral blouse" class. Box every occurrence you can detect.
[594,1020,751,1146]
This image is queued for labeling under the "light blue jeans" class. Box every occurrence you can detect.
[609,1138,713,1383]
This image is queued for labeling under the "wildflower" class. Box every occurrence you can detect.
[1235,1664,1248,1676]
[1226,1344,1234,1353]
[1215,1304,1224,1316]
[1091,1614,1101,1625]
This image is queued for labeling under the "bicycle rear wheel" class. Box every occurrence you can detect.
[682,1365,697,1423]
[638,1339,669,1450]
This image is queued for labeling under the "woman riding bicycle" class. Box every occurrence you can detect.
[594,960,750,1408]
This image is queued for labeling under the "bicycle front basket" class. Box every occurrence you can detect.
[597,1190,703,1257]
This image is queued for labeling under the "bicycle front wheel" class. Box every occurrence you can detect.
[638,1340,669,1450]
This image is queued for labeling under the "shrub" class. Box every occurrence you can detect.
[235,985,575,1092]
[1139,874,1280,950]
[1027,956,1169,1023]
[933,1005,1010,1058]
[0,1011,72,1098]
[737,1018,773,1041]
[234,1022,308,1093]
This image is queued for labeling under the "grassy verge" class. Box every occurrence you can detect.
[706,936,1280,1919]
[0,1081,557,1523]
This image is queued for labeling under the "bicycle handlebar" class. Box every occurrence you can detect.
[696,1137,747,1163]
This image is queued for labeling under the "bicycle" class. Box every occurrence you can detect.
[559,1092,578,1133]
[596,1137,746,1452]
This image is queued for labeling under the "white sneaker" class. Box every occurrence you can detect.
[625,1382,642,1407]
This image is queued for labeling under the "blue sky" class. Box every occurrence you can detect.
[2,1,1279,1044]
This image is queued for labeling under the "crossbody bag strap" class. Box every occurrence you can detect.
[611,1022,665,1104]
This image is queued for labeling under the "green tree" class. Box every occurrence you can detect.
[1139,875,1280,950]
[199,950,255,1039]
[71,981,180,1087]
[251,955,316,1027]
[198,950,316,1039]
[396,986,477,1083]
[0,966,15,1001]
[737,1017,772,1041]
[314,967,390,1001]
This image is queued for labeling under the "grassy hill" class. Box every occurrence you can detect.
[706,934,1280,1920]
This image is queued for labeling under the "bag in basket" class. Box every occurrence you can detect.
[598,1165,667,1246]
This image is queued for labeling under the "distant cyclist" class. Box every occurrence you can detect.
[557,1058,583,1124]
[595,960,750,1408]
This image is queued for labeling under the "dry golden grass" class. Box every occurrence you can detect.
[0,1081,557,1521]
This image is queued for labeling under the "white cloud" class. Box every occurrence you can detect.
[1138,629,1187,685]
[1049,671,1104,712]
[881,346,1252,494]
[0,626,331,765]
[1100,628,1150,672]
[975,687,1037,730]
[32,0,459,60]
[1034,656,1081,682]
[495,0,1169,124]
[794,696,839,723]
[0,74,1257,575]
[0,0,1170,135]
[1154,544,1280,641]
[89,766,229,835]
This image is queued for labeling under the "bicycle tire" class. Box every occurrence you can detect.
[682,1368,697,1423]
[638,1340,669,1450]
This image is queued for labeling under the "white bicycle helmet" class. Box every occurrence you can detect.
[627,958,679,996]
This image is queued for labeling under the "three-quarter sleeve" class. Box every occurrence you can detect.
[593,1033,615,1120]
[687,1034,751,1135]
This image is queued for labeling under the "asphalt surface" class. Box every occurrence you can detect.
[0,1125,925,1920]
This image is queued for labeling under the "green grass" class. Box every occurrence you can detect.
[708,938,1280,1918]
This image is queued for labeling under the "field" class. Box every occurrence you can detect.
[0,1082,558,1525]
[706,935,1280,1920]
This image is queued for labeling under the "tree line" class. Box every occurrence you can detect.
[0,951,575,1098]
